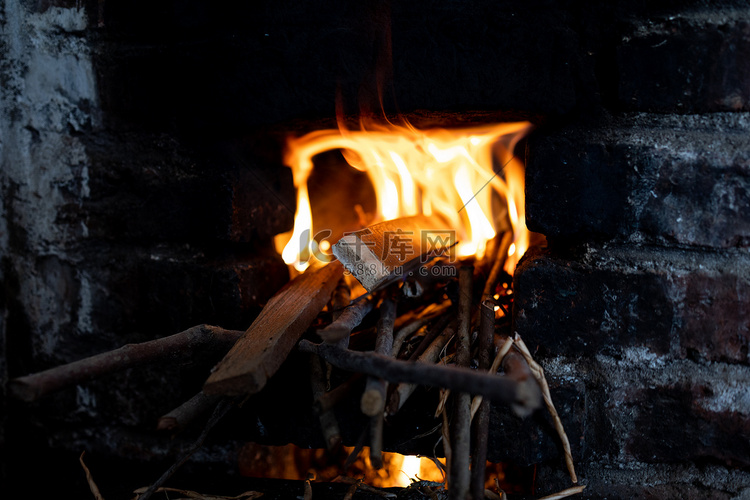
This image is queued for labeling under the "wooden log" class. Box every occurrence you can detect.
[157,391,222,432]
[309,354,342,451]
[361,292,397,417]
[317,295,375,344]
[471,302,495,500]
[204,261,344,396]
[298,341,539,411]
[332,215,453,291]
[450,266,473,500]
[9,325,243,402]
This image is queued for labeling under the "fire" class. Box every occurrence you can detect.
[275,119,532,272]
[239,442,446,488]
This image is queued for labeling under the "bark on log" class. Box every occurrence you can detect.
[450,266,473,500]
[9,325,242,402]
[298,341,541,413]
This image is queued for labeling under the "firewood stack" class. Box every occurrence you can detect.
[8,215,584,500]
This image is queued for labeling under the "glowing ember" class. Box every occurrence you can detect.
[275,119,532,272]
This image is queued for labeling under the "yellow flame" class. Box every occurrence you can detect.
[274,120,532,271]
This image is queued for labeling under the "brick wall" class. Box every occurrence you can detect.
[516,5,750,499]
[3,0,750,498]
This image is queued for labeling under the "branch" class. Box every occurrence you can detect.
[514,334,578,484]
[298,341,540,414]
[361,292,397,416]
[482,231,513,303]
[470,302,494,500]
[9,325,242,402]
[157,391,223,432]
[318,294,375,344]
[449,266,473,500]
[387,320,455,416]
[138,398,235,500]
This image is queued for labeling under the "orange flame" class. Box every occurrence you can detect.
[275,119,532,273]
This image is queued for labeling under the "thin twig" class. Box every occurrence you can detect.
[536,485,586,500]
[369,414,385,469]
[331,277,351,321]
[304,474,313,500]
[391,301,452,357]
[494,478,508,500]
[344,426,369,470]
[470,336,514,419]
[440,407,452,489]
[79,452,105,500]
[137,398,235,500]
[482,231,514,303]
[309,354,342,451]
[9,325,242,402]
[157,391,223,432]
[318,295,375,343]
[365,291,397,468]
[405,313,454,362]
[335,477,397,498]
[362,292,397,416]
[298,341,535,411]
[386,321,456,415]
[449,266,473,500]
[313,373,364,415]
[470,302,494,500]
[514,334,578,484]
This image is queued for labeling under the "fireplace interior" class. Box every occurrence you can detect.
[1,1,749,499]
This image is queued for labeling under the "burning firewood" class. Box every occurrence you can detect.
[204,261,344,396]
[332,214,454,292]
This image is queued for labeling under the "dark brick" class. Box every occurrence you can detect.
[485,378,587,466]
[128,246,289,333]
[514,248,673,358]
[80,131,294,245]
[629,385,750,466]
[526,114,750,248]
[617,12,750,112]
[514,245,750,364]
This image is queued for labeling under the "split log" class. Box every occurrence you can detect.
[332,215,453,291]
[298,341,541,414]
[9,325,243,402]
[204,261,344,396]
